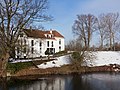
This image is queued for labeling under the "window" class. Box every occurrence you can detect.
[40,41,42,47]
[59,46,61,51]
[59,39,61,45]
[31,47,34,54]
[51,41,54,47]
[24,54,26,59]
[17,56,19,59]
[51,35,53,38]
[40,48,42,53]
[31,40,34,46]
[45,48,50,55]
[24,56,26,59]
[50,48,55,54]
[47,41,49,47]
[54,48,55,53]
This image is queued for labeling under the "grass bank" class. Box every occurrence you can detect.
[11,64,119,77]
[7,62,34,74]
[6,59,57,76]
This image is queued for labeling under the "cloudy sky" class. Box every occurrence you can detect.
[43,0,120,44]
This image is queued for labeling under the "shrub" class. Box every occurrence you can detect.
[70,51,85,70]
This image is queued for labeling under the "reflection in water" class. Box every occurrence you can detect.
[0,73,120,90]
[0,77,7,90]
[81,73,120,90]
[8,76,67,90]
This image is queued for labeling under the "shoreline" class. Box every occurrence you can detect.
[10,71,119,81]
[10,64,120,78]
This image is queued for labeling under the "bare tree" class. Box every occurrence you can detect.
[69,38,96,70]
[72,14,98,49]
[71,14,98,70]
[32,24,45,30]
[100,13,120,50]
[68,38,85,69]
[0,0,50,77]
[97,14,107,50]
[66,39,81,51]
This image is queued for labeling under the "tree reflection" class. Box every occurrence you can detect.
[0,77,7,90]
[1,74,120,90]
[71,75,92,90]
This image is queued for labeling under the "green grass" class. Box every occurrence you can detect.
[7,62,33,74]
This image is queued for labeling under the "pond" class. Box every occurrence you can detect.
[0,72,120,90]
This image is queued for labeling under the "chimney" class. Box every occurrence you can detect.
[50,29,52,34]
[30,26,32,32]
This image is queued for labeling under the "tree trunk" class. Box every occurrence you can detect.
[109,28,113,50]
[0,53,9,77]
[110,36,112,50]
[100,35,103,50]
[113,33,115,51]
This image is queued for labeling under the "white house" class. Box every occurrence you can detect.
[15,29,65,59]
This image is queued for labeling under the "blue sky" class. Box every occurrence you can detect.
[42,0,120,45]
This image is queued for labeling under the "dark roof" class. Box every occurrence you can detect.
[23,29,64,38]
[24,29,45,38]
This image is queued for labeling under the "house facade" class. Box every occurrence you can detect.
[15,29,65,58]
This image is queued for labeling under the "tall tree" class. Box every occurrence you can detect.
[100,13,120,50]
[97,14,107,50]
[72,14,97,49]
[0,0,50,77]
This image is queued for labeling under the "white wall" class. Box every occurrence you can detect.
[54,37,65,53]
[15,33,65,59]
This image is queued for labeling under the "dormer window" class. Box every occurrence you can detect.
[51,35,53,38]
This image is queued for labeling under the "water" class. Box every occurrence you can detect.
[0,72,120,90]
